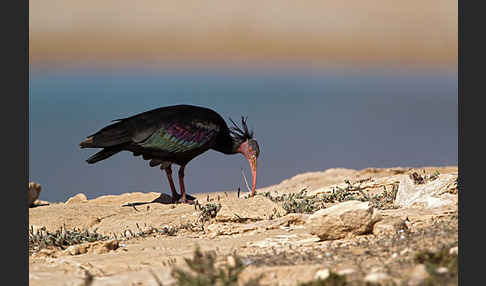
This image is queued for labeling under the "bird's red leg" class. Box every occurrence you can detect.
[148,166,180,204]
[164,166,180,202]
[178,165,196,204]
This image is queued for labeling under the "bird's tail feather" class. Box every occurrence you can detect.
[86,147,123,164]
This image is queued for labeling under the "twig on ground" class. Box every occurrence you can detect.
[241,168,252,192]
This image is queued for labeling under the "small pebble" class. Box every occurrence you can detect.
[449,246,458,255]
[436,267,449,274]
[408,264,430,286]
[400,248,411,256]
[364,272,391,284]
[337,268,356,276]
[314,269,330,280]
[227,256,236,268]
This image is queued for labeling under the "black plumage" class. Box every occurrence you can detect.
[80,104,260,204]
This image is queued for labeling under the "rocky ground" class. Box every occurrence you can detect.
[29,166,458,286]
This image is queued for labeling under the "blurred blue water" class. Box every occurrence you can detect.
[29,64,457,202]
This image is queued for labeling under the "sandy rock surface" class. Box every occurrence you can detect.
[307,201,381,240]
[395,173,458,208]
[29,166,458,286]
[65,193,88,204]
[215,195,287,222]
[372,216,408,236]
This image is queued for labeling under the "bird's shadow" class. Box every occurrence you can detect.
[121,193,197,209]
[29,203,50,208]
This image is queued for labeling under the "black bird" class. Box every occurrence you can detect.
[79,104,260,204]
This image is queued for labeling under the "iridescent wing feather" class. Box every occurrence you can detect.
[139,120,220,153]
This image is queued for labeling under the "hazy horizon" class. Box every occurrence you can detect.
[30,0,457,67]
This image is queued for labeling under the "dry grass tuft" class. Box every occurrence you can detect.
[29,225,109,254]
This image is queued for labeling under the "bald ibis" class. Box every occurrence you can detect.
[79,104,260,204]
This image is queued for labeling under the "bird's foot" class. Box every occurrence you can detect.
[171,193,197,204]
[177,198,197,205]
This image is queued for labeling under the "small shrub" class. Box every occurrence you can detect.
[414,247,458,286]
[29,225,109,253]
[197,202,222,224]
[259,189,327,214]
[171,246,262,286]
[368,184,399,210]
[414,247,458,274]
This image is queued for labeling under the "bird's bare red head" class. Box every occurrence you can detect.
[229,117,260,197]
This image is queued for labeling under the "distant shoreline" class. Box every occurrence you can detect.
[29,31,457,67]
